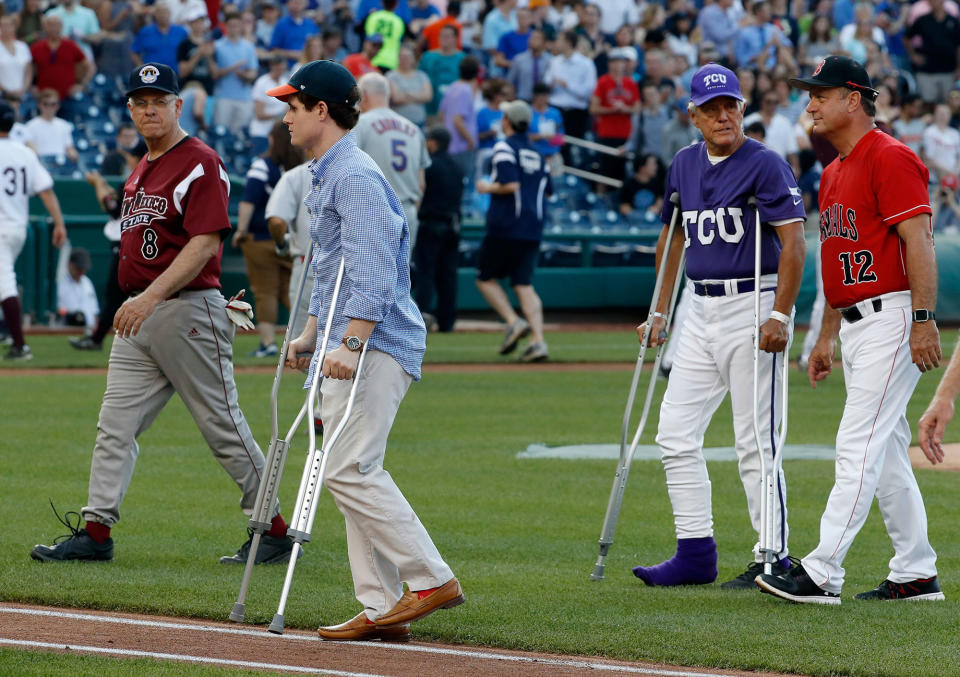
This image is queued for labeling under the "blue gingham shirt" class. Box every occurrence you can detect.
[303,132,426,387]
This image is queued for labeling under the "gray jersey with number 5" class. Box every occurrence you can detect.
[354,107,430,206]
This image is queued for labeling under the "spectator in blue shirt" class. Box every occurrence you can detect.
[494,6,532,70]
[733,0,790,71]
[131,3,189,73]
[212,12,259,133]
[408,0,439,37]
[529,82,563,160]
[269,0,319,64]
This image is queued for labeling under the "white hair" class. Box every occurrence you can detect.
[357,72,390,101]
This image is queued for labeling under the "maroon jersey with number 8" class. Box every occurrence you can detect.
[118,137,231,292]
[818,129,931,309]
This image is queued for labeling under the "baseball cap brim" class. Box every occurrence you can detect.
[266,83,299,101]
[690,91,743,106]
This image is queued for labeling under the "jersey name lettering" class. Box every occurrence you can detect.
[819,203,858,241]
[370,117,417,138]
[120,189,169,231]
[682,207,746,246]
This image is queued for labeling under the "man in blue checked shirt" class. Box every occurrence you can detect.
[267,60,464,642]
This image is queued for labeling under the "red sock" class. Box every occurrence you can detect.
[416,587,439,600]
[1,297,25,348]
[267,513,288,538]
[85,521,111,544]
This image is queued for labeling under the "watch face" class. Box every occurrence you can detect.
[346,336,362,351]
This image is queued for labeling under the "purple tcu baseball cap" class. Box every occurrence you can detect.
[689,63,743,106]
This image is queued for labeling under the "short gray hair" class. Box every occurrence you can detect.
[357,72,390,100]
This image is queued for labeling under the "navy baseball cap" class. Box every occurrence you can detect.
[689,63,743,106]
[267,59,357,103]
[125,63,180,98]
[788,55,879,102]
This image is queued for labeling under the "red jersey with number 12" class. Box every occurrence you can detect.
[118,136,231,293]
[818,128,931,308]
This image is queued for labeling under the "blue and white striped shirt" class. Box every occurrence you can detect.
[303,132,426,387]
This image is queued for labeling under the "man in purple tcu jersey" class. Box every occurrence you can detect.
[631,63,807,589]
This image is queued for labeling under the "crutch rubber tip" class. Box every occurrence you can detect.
[590,565,605,581]
[267,614,285,634]
[229,603,245,623]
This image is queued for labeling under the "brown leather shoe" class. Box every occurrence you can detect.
[374,577,465,627]
[317,612,411,642]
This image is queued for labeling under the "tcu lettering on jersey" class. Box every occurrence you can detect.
[682,207,746,246]
[819,203,858,241]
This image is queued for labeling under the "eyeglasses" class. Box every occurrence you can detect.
[39,101,58,107]
[129,97,175,109]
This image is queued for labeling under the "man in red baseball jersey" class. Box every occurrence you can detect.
[757,56,944,604]
[31,63,295,566]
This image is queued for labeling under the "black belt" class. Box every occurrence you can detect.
[693,280,776,297]
[839,298,882,323]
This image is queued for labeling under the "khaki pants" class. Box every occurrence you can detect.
[320,350,454,616]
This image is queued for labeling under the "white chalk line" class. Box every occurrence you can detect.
[0,637,385,677]
[0,605,737,677]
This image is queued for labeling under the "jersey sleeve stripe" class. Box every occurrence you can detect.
[492,151,516,165]
[172,163,206,214]
[881,203,931,223]
[219,165,231,197]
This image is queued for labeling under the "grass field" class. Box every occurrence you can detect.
[1,330,959,677]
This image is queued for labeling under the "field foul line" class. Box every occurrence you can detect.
[0,637,385,677]
[0,606,732,677]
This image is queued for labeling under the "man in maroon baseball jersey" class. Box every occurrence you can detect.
[31,63,295,566]
[757,56,944,604]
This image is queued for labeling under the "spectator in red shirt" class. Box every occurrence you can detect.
[30,13,94,102]
[420,0,462,51]
[342,33,382,78]
[589,48,640,185]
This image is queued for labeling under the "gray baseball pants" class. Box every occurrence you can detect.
[83,289,278,527]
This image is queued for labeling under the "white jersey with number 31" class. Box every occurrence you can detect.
[0,138,54,233]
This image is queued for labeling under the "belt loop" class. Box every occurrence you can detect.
[726,279,737,295]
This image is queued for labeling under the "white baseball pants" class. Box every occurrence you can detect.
[802,291,938,593]
[320,349,454,618]
[655,280,790,560]
[0,229,26,300]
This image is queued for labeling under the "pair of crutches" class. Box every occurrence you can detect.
[229,247,369,634]
[590,195,789,581]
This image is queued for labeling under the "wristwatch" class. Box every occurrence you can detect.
[343,335,364,352]
[912,309,936,323]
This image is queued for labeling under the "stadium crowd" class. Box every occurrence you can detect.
[1,0,960,220]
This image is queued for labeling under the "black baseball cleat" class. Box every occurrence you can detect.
[30,505,113,562]
[755,563,841,605]
[721,557,796,590]
[219,529,300,565]
[854,577,945,601]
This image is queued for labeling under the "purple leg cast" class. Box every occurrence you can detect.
[632,536,718,586]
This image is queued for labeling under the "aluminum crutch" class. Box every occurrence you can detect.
[591,192,685,581]
[268,259,368,635]
[749,197,790,576]
[230,243,316,623]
